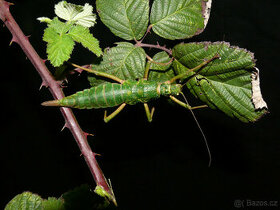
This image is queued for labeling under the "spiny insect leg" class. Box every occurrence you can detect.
[169,96,208,110]
[104,103,126,123]
[143,103,155,122]
[167,54,220,84]
[71,63,124,84]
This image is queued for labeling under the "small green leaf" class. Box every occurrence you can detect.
[44,27,75,67]
[42,197,65,210]
[48,17,74,35]
[55,1,96,28]
[5,192,43,210]
[148,51,175,82]
[37,17,52,24]
[150,0,212,40]
[89,42,146,86]
[172,41,268,122]
[96,0,149,40]
[94,186,112,205]
[68,25,102,57]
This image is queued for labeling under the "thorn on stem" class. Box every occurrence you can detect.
[94,153,102,157]
[60,83,68,89]
[61,122,69,132]
[9,36,17,45]
[39,80,48,90]
[72,64,91,74]
[24,35,31,42]
[84,132,94,138]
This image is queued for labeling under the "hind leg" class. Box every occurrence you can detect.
[104,103,127,123]
[169,96,208,110]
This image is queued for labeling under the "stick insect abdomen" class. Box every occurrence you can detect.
[42,80,182,109]
[58,83,126,109]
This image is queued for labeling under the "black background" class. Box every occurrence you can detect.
[0,0,279,209]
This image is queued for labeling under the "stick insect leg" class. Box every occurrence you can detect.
[143,61,151,80]
[169,96,208,110]
[71,63,124,84]
[167,54,219,84]
[143,103,155,122]
[104,103,126,123]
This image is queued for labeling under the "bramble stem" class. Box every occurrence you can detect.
[0,0,116,205]
[135,41,172,55]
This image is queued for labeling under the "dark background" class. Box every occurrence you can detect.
[0,0,279,209]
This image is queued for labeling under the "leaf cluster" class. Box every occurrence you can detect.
[5,185,115,210]
[40,0,268,122]
[38,1,102,67]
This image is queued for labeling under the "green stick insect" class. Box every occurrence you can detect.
[42,53,219,166]
[42,55,219,122]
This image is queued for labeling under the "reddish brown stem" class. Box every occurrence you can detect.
[135,41,172,55]
[0,0,116,205]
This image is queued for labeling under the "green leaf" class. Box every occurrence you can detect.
[172,42,268,122]
[42,197,65,210]
[150,0,212,40]
[68,25,102,57]
[54,1,96,28]
[48,17,74,35]
[5,186,113,210]
[43,27,75,67]
[96,0,149,40]
[148,51,175,82]
[5,192,43,210]
[89,42,146,86]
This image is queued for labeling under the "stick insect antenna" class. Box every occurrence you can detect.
[180,92,212,167]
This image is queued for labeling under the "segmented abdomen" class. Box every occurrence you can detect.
[57,80,160,109]
[58,83,122,109]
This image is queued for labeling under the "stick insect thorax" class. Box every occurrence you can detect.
[157,82,182,97]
